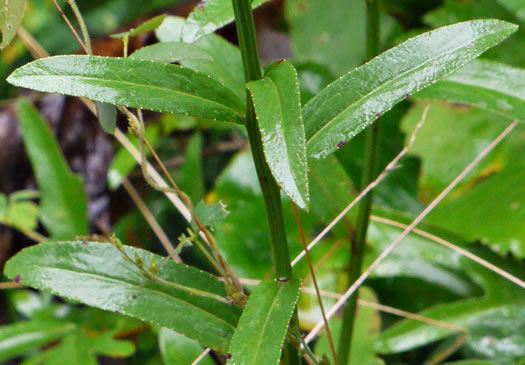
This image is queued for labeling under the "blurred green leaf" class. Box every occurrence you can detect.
[0,0,26,50]
[95,102,117,134]
[194,201,229,230]
[182,0,270,43]
[286,0,366,76]
[10,190,40,202]
[158,328,213,365]
[18,100,88,239]
[0,320,75,363]
[130,42,212,63]
[415,60,525,122]
[4,241,241,352]
[444,361,499,365]
[111,14,167,39]
[0,193,7,219]
[181,133,205,204]
[8,56,245,124]
[316,288,384,365]
[6,201,40,232]
[228,278,300,365]
[303,20,518,160]
[248,60,309,210]
[402,103,525,258]
[497,0,525,22]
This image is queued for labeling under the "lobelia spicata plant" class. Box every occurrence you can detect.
[1,0,525,364]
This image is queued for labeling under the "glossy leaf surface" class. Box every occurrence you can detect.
[159,328,214,365]
[18,100,88,239]
[0,0,26,50]
[248,61,309,210]
[130,42,212,63]
[0,321,75,363]
[416,60,525,122]
[4,241,241,351]
[228,278,300,365]
[8,56,245,124]
[182,0,270,43]
[303,20,518,159]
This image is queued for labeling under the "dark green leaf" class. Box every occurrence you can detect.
[159,328,214,365]
[0,0,26,50]
[303,20,518,160]
[18,100,88,239]
[497,0,525,22]
[228,278,301,365]
[0,320,75,363]
[415,60,525,122]
[247,60,309,210]
[182,0,270,43]
[4,241,241,352]
[130,42,212,63]
[111,14,167,39]
[8,56,245,124]
[95,102,117,134]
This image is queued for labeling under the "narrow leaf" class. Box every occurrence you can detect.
[18,100,88,239]
[247,61,309,210]
[111,14,167,39]
[0,0,26,50]
[182,0,270,43]
[0,320,75,363]
[130,42,212,63]
[415,59,525,122]
[181,133,205,203]
[4,241,241,352]
[95,102,117,134]
[228,278,301,365]
[304,20,518,159]
[7,56,245,124]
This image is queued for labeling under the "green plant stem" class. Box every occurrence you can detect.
[338,0,381,364]
[231,0,292,282]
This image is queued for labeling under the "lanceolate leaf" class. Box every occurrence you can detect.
[0,0,27,50]
[0,320,75,363]
[7,56,245,124]
[111,14,167,39]
[18,100,88,239]
[228,278,301,365]
[247,61,309,210]
[415,59,525,122]
[182,0,270,43]
[303,20,518,159]
[4,241,241,352]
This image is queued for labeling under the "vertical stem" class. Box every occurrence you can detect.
[338,1,380,364]
[231,0,292,281]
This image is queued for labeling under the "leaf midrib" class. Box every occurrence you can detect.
[38,266,235,330]
[305,26,503,147]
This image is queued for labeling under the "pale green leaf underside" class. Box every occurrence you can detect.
[182,0,270,43]
[304,19,518,160]
[7,56,245,124]
[0,0,27,50]
[18,100,88,239]
[4,241,241,352]
[415,59,525,122]
[228,278,300,365]
[248,61,309,210]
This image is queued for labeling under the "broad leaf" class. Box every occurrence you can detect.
[157,18,246,104]
[415,60,525,122]
[18,100,88,239]
[303,20,518,160]
[182,0,270,43]
[4,241,241,352]
[130,42,212,63]
[111,14,167,39]
[401,103,525,258]
[228,278,301,365]
[375,249,525,356]
[247,61,309,210]
[0,321,75,363]
[7,56,245,124]
[159,328,214,365]
[0,0,26,50]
